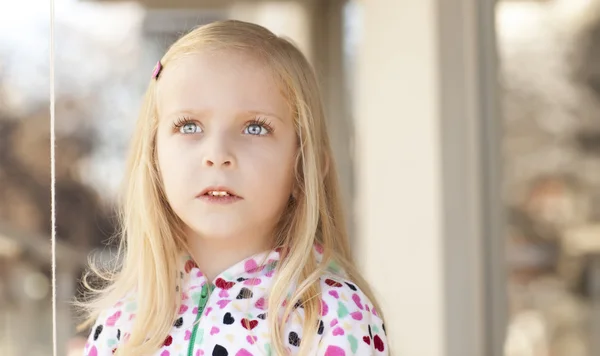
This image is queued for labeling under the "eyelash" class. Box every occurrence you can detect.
[171,116,275,135]
[172,117,197,131]
[247,117,275,134]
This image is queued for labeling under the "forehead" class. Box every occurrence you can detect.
[156,50,290,119]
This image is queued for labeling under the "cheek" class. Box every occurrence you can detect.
[243,143,296,194]
[156,138,192,199]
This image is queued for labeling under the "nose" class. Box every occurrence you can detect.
[201,135,236,169]
[203,156,233,168]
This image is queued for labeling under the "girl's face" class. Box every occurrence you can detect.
[155,50,297,245]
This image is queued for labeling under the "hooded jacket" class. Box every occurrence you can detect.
[83,246,389,355]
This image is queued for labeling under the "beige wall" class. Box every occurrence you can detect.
[354,0,444,354]
[229,1,313,61]
[354,0,501,355]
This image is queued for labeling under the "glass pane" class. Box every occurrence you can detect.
[54,2,167,355]
[0,1,52,355]
[497,1,600,355]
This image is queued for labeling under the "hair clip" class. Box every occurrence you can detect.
[152,60,163,80]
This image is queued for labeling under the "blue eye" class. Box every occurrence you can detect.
[244,124,269,135]
[180,122,202,134]
[173,118,202,134]
[244,118,273,136]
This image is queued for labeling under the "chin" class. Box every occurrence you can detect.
[186,220,244,242]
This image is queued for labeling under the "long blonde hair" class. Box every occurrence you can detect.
[77,20,384,355]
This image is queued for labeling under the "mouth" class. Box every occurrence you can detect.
[197,186,242,200]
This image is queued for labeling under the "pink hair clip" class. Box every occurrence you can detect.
[152,60,163,79]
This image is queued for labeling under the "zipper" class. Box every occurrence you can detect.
[187,283,214,356]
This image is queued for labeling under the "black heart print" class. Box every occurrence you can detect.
[288,331,301,347]
[223,312,235,325]
[116,329,121,340]
[236,287,253,299]
[318,320,324,335]
[174,317,183,328]
[212,344,228,356]
[93,325,103,341]
[257,313,267,320]
[345,282,357,291]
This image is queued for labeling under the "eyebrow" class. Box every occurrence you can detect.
[243,110,284,123]
[162,109,285,123]
[162,109,211,121]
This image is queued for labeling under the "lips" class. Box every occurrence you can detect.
[197,186,241,199]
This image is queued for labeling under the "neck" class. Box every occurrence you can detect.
[184,230,273,283]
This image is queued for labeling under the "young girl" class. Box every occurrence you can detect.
[79,20,389,356]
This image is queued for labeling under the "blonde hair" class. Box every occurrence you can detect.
[77,20,384,355]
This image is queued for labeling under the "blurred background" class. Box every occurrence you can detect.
[1,0,600,355]
[0,2,54,356]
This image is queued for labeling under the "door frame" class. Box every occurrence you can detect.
[438,0,507,355]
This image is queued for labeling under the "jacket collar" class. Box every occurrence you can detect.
[178,244,331,293]
[179,247,283,293]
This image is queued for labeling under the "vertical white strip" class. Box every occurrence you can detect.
[50,1,57,356]
[438,0,492,354]
[354,0,444,355]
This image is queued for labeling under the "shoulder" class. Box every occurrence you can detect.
[317,273,389,355]
[318,273,384,329]
[83,295,137,356]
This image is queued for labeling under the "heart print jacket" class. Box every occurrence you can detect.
[83,245,389,355]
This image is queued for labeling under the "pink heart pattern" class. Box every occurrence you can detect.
[81,245,387,355]
[255,297,267,310]
[106,311,121,327]
[217,300,231,309]
[351,311,363,320]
